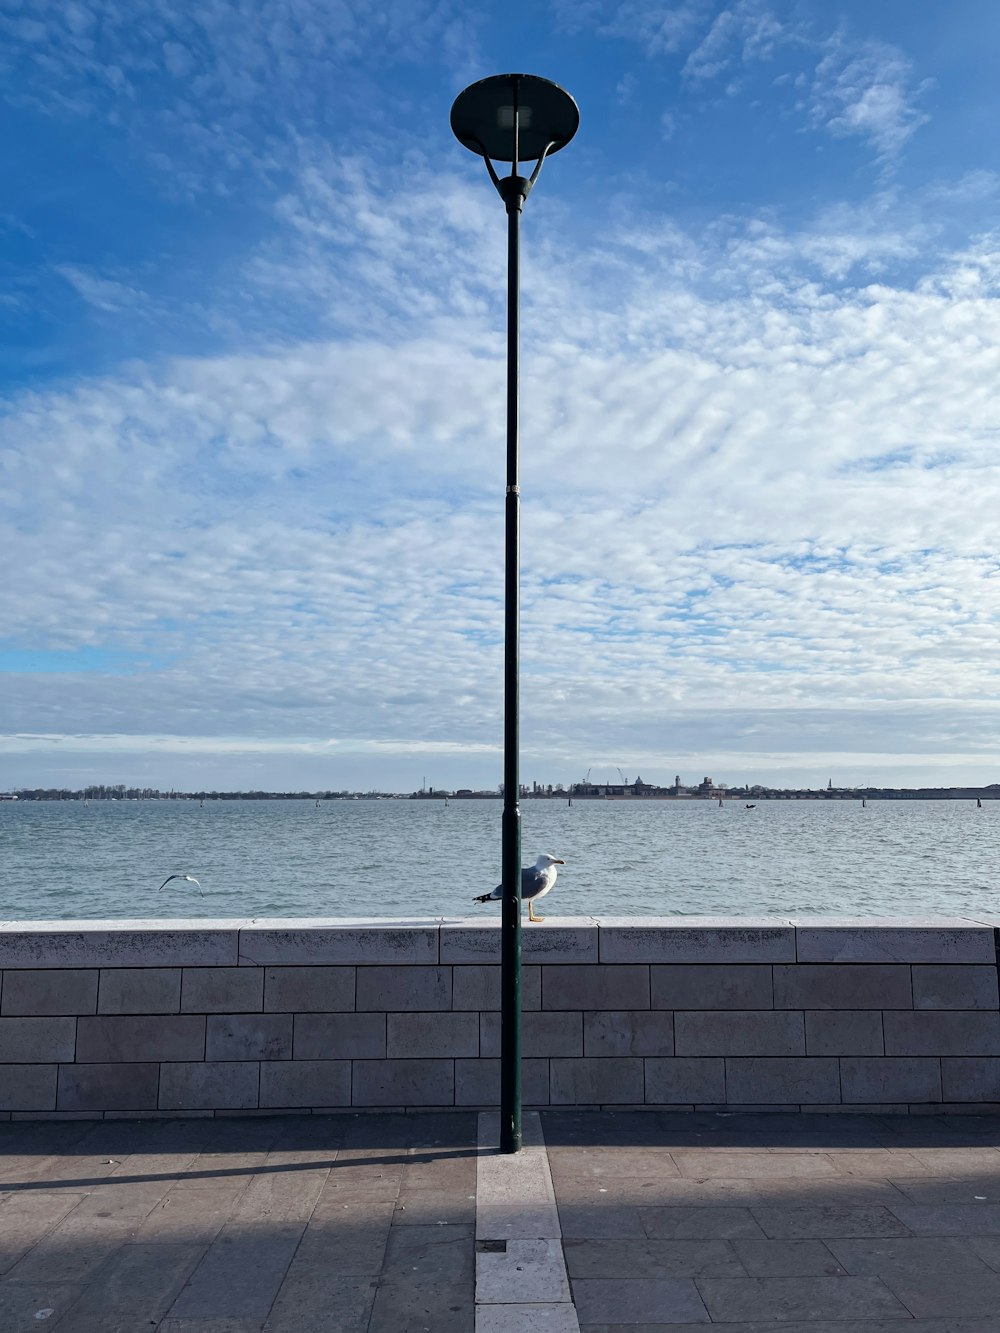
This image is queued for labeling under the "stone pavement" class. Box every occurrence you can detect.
[2,1109,1000,1330]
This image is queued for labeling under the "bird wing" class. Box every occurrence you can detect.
[157,875,176,891]
[520,866,548,900]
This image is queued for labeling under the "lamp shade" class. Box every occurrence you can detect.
[450,73,579,163]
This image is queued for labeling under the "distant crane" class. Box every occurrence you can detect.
[583,768,592,784]
[616,767,629,787]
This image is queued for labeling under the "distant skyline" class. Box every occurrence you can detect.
[2,2,1000,792]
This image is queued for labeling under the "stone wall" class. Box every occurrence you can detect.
[1,916,999,1118]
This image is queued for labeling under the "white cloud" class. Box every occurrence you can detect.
[809,37,931,162]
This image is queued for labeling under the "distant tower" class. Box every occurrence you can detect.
[674,774,681,790]
[828,778,833,790]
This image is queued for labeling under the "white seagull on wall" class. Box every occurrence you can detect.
[473,853,565,923]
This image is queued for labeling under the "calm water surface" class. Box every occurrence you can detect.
[1,797,998,921]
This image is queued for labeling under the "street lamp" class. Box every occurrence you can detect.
[450,74,579,1154]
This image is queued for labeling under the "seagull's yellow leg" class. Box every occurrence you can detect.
[528,901,545,923]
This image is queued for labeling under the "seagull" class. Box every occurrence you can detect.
[158,873,202,894]
[473,853,565,923]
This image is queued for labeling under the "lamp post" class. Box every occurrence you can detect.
[451,74,579,1154]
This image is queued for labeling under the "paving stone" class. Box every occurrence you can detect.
[549,1147,679,1179]
[725,1057,841,1104]
[751,1205,913,1238]
[291,1197,395,1272]
[394,1187,477,1225]
[476,1306,579,1333]
[263,965,355,1012]
[130,1186,246,1242]
[0,1016,76,1062]
[0,1281,84,1333]
[550,1058,644,1105]
[259,1060,351,1108]
[575,1322,1000,1333]
[159,1061,259,1111]
[0,969,98,1016]
[558,1204,646,1237]
[352,1058,454,1106]
[672,1150,836,1179]
[543,966,649,1011]
[564,1237,741,1279]
[159,1320,266,1332]
[881,1267,1000,1317]
[912,965,1000,1011]
[884,1011,1000,1056]
[571,1276,710,1323]
[182,967,264,1013]
[262,1274,376,1331]
[43,1239,204,1331]
[805,1010,884,1056]
[598,920,794,964]
[388,1012,479,1058]
[699,1274,910,1320]
[773,964,912,1010]
[356,965,452,1012]
[5,1211,137,1284]
[0,1064,57,1111]
[841,1057,942,1103]
[638,1207,767,1240]
[205,1013,291,1060]
[888,1203,1000,1234]
[649,964,773,1011]
[367,1272,473,1333]
[827,1235,993,1279]
[482,1011,583,1058]
[0,1189,87,1273]
[731,1238,845,1276]
[644,1058,725,1104]
[58,1061,159,1111]
[76,1013,205,1062]
[675,1011,804,1056]
[478,1237,571,1302]
[583,1011,672,1057]
[452,965,542,1011]
[165,1222,304,1319]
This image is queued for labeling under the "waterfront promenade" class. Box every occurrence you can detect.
[2,1106,1000,1329]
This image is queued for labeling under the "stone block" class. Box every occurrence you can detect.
[481,1011,583,1058]
[259,1059,351,1108]
[76,1014,205,1062]
[883,1011,1000,1056]
[675,1011,804,1056]
[452,965,541,1011]
[206,1013,292,1060]
[598,918,795,963]
[0,1016,76,1062]
[651,965,772,1010]
[941,1058,1000,1101]
[805,1011,884,1056]
[724,1057,841,1104]
[351,1058,454,1107]
[294,1012,386,1058]
[455,1058,550,1106]
[793,921,995,964]
[644,1057,725,1104]
[158,1061,259,1110]
[98,968,181,1014]
[0,969,98,1015]
[542,965,649,1011]
[582,1010,672,1057]
[0,1063,57,1110]
[263,965,355,1012]
[58,1062,159,1110]
[440,920,597,964]
[387,1012,478,1058]
[773,964,911,1010]
[181,967,264,1013]
[237,921,438,966]
[549,1057,644,1105]
[912,965,1000,1011]
[355,966,451,1012]
[0,922,243,968]
[840,1057,942,1103]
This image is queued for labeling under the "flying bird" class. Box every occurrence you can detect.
[158,873,202,894]
[473,853,565,923]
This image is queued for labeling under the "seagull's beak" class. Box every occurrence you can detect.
[553,859,565,865]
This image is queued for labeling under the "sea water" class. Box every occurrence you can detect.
[1,797,997,921]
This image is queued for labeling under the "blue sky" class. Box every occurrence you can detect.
[2,0,1000,792]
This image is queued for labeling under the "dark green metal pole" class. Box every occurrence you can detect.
[499,89,524,1156]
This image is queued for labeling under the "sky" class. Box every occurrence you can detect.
[2,0,1000,795]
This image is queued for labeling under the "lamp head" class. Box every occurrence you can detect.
[450,73,579,164]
